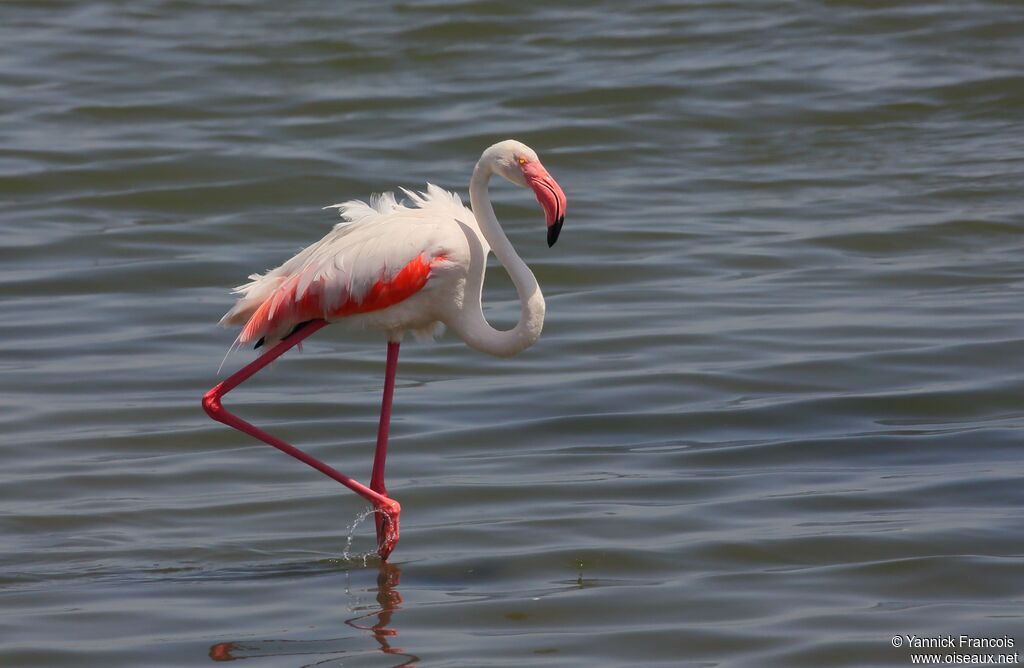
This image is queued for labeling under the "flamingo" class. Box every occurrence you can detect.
[202,140,567,560]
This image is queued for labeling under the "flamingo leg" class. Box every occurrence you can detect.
[202,319,401,560]
[370,341,400,547]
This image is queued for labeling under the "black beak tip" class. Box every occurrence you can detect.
[547,216,564,248]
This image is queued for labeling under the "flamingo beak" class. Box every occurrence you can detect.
[522,160,567,247]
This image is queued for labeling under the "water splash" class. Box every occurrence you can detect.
[340,506,379,566]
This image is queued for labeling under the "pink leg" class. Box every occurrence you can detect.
[202,320,401,560]
[370,341,400,547]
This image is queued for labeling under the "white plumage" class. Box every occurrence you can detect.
[220,184,478,349]
[218,139,567,360]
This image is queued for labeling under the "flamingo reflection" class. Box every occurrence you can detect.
[343,562,414,662]
[209,562,417,667]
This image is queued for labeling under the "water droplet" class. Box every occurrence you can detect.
[340,506,378,566]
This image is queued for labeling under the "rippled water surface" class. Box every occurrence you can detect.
[2,1,1023,666]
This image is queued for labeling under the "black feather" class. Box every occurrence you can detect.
[253,320,314,350]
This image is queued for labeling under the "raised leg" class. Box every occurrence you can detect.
[370,341,400,550]
[202,319,401,560]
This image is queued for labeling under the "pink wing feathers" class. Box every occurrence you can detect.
[220,186,468,349]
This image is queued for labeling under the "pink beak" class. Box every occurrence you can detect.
[522,160,567,247]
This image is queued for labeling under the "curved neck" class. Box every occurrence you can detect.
[452,161,545,357]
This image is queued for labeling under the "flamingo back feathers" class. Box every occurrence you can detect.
[220,184,472,349]
[237,253,436,346]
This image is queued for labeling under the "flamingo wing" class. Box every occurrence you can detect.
[220,185,470,348]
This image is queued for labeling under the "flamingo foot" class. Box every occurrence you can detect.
[374,497,401,561]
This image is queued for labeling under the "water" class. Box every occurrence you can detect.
[2,1,1023,666]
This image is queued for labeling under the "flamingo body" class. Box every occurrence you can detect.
[205,140,567,560]
[221,186,479,348]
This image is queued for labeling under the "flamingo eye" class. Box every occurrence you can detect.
[517,157,527,166]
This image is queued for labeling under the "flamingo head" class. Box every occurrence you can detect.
[484,140,567,247]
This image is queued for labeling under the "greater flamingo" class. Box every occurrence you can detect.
[202,140,567,560]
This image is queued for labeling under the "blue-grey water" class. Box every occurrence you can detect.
[2,1,1023,666]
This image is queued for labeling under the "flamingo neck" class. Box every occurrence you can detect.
[453,161,545,358]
